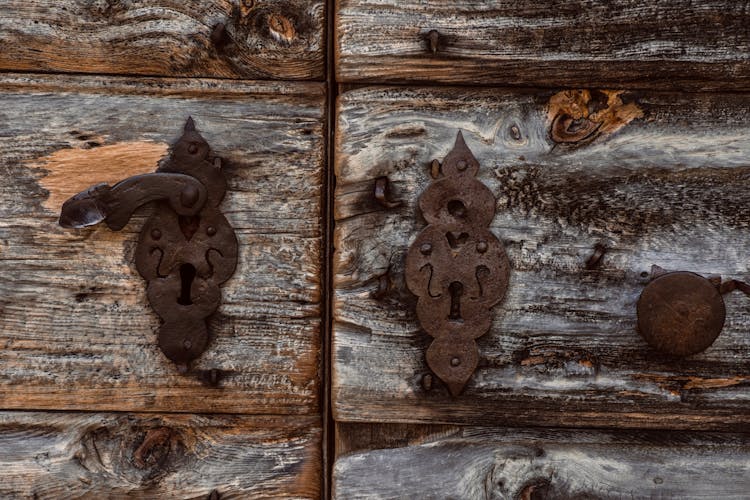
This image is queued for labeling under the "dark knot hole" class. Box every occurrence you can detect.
[178,263,196,306]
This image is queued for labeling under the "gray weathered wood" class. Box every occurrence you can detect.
[336,0,750,89]
[333,86,750,429]
[334,423,750,499]
[0,73,324,414]
[0,1,324,80]
[0,411,321,499]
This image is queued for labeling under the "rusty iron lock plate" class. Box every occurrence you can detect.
[60,118,238,368]
[405,132,510,396]
[637,271,726,357]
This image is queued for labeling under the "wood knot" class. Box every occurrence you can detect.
[133,427,174,469]
[268,13,296,43]
[547,89,643,146]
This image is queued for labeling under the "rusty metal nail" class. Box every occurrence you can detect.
[450,357,460,367]
[720,279,750,296]
[420,243,432,255]
[207,226,217,236]
[188,143,198,154]
[208,368,220,386]
[476,241,488,253]
[585,243,607,269]
[211,23,232,50]
[430,159,441,178]
[421,373,433,391]
[184,339,193,350]
[456,160,467,171]
[151,229,161,240]
[510,125,522,141]
[372,267,391,299]
[426,29,440,54]
[374,176,402,209]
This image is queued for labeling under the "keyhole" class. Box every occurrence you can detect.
[177,264,196,305]
[449,281,463,321]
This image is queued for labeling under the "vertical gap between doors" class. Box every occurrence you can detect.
[322,0,337,498]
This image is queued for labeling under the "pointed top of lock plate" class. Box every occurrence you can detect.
[184,116,196,132]
[442,130,480,177]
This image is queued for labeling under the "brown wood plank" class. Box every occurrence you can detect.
[333,85,750,429]
[333,423,750,499]
[336,1,750,89]
[0,74,324,414]
[0,411,321,499]
[0,1,324,80]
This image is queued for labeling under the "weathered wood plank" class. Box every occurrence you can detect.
[0,411,321,499]
[336,0,750,89]
[0,1,324,80]
[335,422,458,457]
[333,86,750,429]
[0,74,324,414]
[334,423,750,499]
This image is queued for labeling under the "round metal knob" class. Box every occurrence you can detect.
[636,271,725,357]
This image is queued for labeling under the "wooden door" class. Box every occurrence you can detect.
[2,1,750,499]
[332,1,750,498]
[0,2,326,498]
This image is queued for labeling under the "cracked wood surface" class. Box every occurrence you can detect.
[0,0,324,80]
[0,412,321,499]
[0,74,324,414]
[333,85,750,429]
[336,0,750,89]
[333,423,750,499]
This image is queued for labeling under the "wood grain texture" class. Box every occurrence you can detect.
[334,423,750,499]
[333,85,750,429]
[0,0,324,80]
[0,74,324,414]
[336,0,750,89]
[0,411,321,499]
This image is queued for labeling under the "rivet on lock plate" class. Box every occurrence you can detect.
[405,132,510,396]
[59,118,238,370]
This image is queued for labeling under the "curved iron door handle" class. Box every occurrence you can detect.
[60,172,207,231]
[59,118,238,369]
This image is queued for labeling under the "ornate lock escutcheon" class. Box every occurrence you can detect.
[405,132,510,396]
[59,118,238,369]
